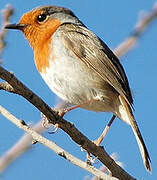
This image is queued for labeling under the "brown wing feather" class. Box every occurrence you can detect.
[59,23,133,107]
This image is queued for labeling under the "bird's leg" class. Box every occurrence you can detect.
[94,115,116,146]
[48,98,100,133]
[59,98,100,117]
[86,115,116,164]
[58,104,82,117]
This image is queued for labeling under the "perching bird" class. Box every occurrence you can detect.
[5,5,151,171]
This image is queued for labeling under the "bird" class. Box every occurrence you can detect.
[5,5,151,172]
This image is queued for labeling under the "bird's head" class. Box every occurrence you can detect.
[5,6,80,49]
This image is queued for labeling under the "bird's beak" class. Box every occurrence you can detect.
[5,23,26,31]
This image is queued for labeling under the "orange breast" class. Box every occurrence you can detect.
[34,38,51,73]
[33,19,61,73]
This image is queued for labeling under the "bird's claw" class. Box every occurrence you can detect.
[41,112,51,129]
[48,123,59,134]
[41,112,59,133]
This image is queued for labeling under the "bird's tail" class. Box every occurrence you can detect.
[116,95,151,172]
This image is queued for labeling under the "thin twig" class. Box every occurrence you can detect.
[0,4,14,57]
[0,105,116,180]
[0,120,45,172]
[114,2,157,57]
[0,99,68,171]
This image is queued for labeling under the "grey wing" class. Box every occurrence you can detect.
[59,23,133,107]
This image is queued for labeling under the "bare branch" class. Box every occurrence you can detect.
[114,2,157,57]
[0,100,69,170]
[0,105,118,180]
[0,120,45,172]
[0,4,14,57]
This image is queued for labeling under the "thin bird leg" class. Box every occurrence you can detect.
[94,115,116,146]
[59,98,100,117]
[86,115,116,163]
[50,98,100,133]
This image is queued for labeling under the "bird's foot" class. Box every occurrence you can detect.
[41,110,60,133]
[86,151,98,165]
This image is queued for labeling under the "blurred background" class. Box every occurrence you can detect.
[0,0,156,180]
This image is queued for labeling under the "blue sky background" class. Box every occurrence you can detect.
[0,0,156,180]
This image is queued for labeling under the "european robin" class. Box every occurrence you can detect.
[5,6,151,171]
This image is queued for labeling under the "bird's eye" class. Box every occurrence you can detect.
[37,13,47,23]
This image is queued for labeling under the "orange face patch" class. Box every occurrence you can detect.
[19,9,61,72]
[33,18,61,73]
